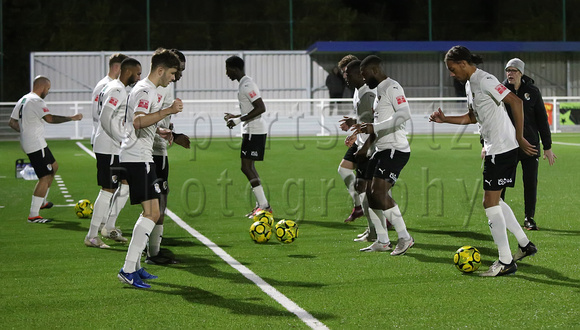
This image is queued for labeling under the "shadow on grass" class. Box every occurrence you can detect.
[161,236,200,247]
[47,219,90,232]
[299,218,365,231]
[535,227,580,236]
[410,228,493,241]
[167,254,327,289]
[514,262,580,289]
[148,282,336,322]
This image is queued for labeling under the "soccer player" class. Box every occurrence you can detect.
[340,60,380,242]
[84,58,142,248]
[9,76,83,223]
[117,49,182,289]
[354,55,414,255]
[146,49,190,265]
[429,46,538,276]
[224,55,272,217]
[336,54,365,223]
[501,58,556,230]
[90,53,128,146]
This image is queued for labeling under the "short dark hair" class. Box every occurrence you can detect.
[120,58,141,70]
[109,53,128,67]
[226,56,244,70]
[360,55,382,68]
[346,59,361,72]
[170,49,186,63]
[151,48,181,70]
[444,46,483,65]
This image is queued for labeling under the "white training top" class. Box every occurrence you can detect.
[91,76,113,145]
[11,92,49,154]
[237,76,266,134]
[120,78,163,163]
[372,78,411,153]
[152,82,174,156]
[355,84,377,148]
[93,79,128,155]
[466,69,518,155]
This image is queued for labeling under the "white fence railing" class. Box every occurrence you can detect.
[1,97,579,141]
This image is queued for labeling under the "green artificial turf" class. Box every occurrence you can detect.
[1,133,579,329]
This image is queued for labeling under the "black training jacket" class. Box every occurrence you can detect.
[502,75,552,158]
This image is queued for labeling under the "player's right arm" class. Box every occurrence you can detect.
[99,90,124,143]
[429,108,476,125]
[131,91,183,130]
[8,118,20,132]
[357,91,375,124]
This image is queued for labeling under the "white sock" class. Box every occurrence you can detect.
[338,166,360,207]
[105,184,129,230]
[148,224,164,257]
[123,216,156,273]
[384,205,410,240]
[500,200,530,247]
[29,195,44,218]
[252,185,269,209]
[369,208,390,243]
[43,188,50,204]
[485,205,513,264]
[88,190,113,238]
[360,193,376,237]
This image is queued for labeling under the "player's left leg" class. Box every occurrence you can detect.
[521,156,539,230]
[28,151,57,222]
[242,158,271,214]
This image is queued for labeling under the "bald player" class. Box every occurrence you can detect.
[9,76,83,223]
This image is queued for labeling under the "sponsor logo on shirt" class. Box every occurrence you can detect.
[109,97,118,106]
[251,151,258,157]
[249,90,257,98]
[137,99,149,110]
[396,95,407,105]
[94,95,99,102]
[157,94,162,103]
[42,107,49,113]
[495,84,507,94]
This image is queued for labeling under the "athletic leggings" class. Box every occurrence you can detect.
[501,156,539,219]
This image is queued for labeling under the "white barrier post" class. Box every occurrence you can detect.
[71,102,82,140]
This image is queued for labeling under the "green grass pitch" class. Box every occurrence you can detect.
[1,133,579,328]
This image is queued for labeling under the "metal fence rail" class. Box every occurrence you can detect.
[1,97,579,142]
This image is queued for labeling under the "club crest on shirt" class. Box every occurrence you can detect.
[94,95,99,102]
[157,94,162,103]
[137,99,149,110]
[249,90,257,98]
[495,84,507,94]
[396,95,407,105]
[524,93,530,100]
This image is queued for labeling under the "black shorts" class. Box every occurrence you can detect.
[96,153,121,189]
[120,162,161,205]
[241,134,266,161]
[483,148,518,191]
[365,149,410,184]
[342,144,358,163]
[153,155,169,195]
[27,147,56,179]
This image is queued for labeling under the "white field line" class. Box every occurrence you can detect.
[553,141,580,147]
[75,141,328,330]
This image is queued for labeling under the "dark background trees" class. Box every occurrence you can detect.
[2,0,579,101]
